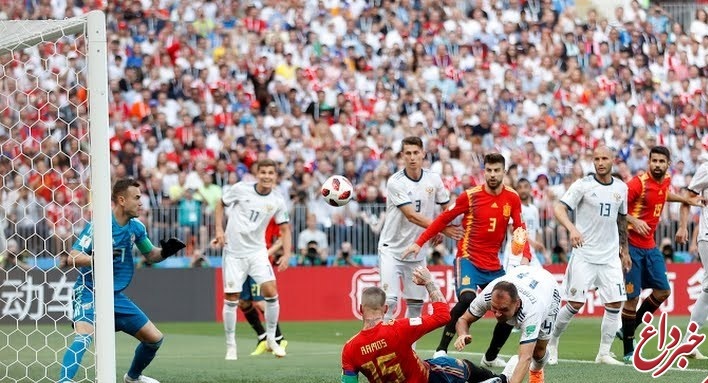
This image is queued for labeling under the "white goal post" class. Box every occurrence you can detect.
[0,11,115,382]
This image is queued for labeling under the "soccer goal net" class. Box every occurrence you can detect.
[0,11,115,382]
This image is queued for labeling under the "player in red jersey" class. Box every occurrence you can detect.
[341,266,516,383]
[618,146,702,361]
[404,153,532,367]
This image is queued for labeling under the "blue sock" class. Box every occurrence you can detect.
[59,334,93,382]
[127,338,163,379]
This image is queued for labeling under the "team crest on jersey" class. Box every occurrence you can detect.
[382,283,389,291]
[626,282,634,295]
[266,204,274,212]
[462,276,471,286]
[426,186,434,195]
[613,193,622,202]
[570,288,577,296]
[503,203,511,218]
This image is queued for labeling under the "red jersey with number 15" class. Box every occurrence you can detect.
[416,185,531,270]
[627,173,671,249]
[341,302,450,383]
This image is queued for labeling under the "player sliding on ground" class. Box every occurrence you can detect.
[58,178,186,383]
[341,266,517,383]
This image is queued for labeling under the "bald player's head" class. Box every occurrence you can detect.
[592,145,614,178]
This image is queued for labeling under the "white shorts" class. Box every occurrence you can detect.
[562,255,626,304]
[222,250,275,294]
[698,242,708,292]
[378,250,427,301]
[538,287,562,342]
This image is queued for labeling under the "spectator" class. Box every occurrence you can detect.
[0,239,31,271]
[297,214,328,265]
[333,241,360,266]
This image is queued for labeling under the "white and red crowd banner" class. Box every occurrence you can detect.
[214,264,706,321]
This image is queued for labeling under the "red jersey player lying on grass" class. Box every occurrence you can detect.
[341,266,517,383]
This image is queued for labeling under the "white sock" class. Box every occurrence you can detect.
[551,304,579,342]
[599,307,620,356]
[264,296,280,339]
[405,300,423,319]
[531,350,548,371]
[223,300,238,348]
[690,291,708,330]
[384,297,398,322]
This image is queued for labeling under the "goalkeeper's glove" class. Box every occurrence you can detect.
[160,237,186,259]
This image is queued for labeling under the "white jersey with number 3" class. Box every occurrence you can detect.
[688,163,708,243]
[221,182,289,258]
[560,175,627,264]
[378,169,450,261]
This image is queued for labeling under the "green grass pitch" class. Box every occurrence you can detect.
[2,318,707,382]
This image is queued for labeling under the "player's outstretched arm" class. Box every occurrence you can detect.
[454,311,480,351]
[508,342,535,383]
[144,237,186,263]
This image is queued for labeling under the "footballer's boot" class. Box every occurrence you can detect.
[687,349,708,360]
[481,355,507,368]
[225,345,238,360]
[250,339,268,356]
[278,339,289,353]
[595,353,623,365]
[124,374,160,383]
[267,337,286,357]
[623,351,633,364]
[546,343,559,365]
[528,369,544,383]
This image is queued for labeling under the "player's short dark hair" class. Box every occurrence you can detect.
[517,178,531,186]
[492,281,520,302]
[401,136,424,150]
[361,287,386,309]
[649,146,671,161]
[484,153,506,168]
[112,178,140,202]
[256,159,277,171]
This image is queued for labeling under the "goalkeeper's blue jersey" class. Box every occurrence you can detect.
[72,214,154,292]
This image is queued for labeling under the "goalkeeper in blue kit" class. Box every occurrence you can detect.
[58,178,186,383]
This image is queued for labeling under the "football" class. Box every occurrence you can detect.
[321,175,354,207]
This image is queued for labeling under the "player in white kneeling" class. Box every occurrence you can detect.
[503,178,545,270]
[549,146,631,366]
[378,137,461,329]
[212,159,292,360]
[455,266,561,383]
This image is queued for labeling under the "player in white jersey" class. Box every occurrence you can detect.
[378,136,462,322]
[684,162,708,359]
[212,159,292,360]
[548,146,631,366]
[503,178,544,270]
[454,266,561,383]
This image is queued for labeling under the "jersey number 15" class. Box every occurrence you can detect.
[360,352,404,383]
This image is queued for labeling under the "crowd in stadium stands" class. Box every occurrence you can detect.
[1,0,708,268]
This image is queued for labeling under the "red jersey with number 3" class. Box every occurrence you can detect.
[627,173,671,249]
[341,302,450,383]
[416,185,531,270]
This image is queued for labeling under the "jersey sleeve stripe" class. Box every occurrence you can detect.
[631,176,646,217]
[436,200,450,205]
[520,338,538,344]
[396,201,412,208]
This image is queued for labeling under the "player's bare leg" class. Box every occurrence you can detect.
[547,300,583,365]
[261,281,286,357]
[124,321,164,383]
[224,292,240,360]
